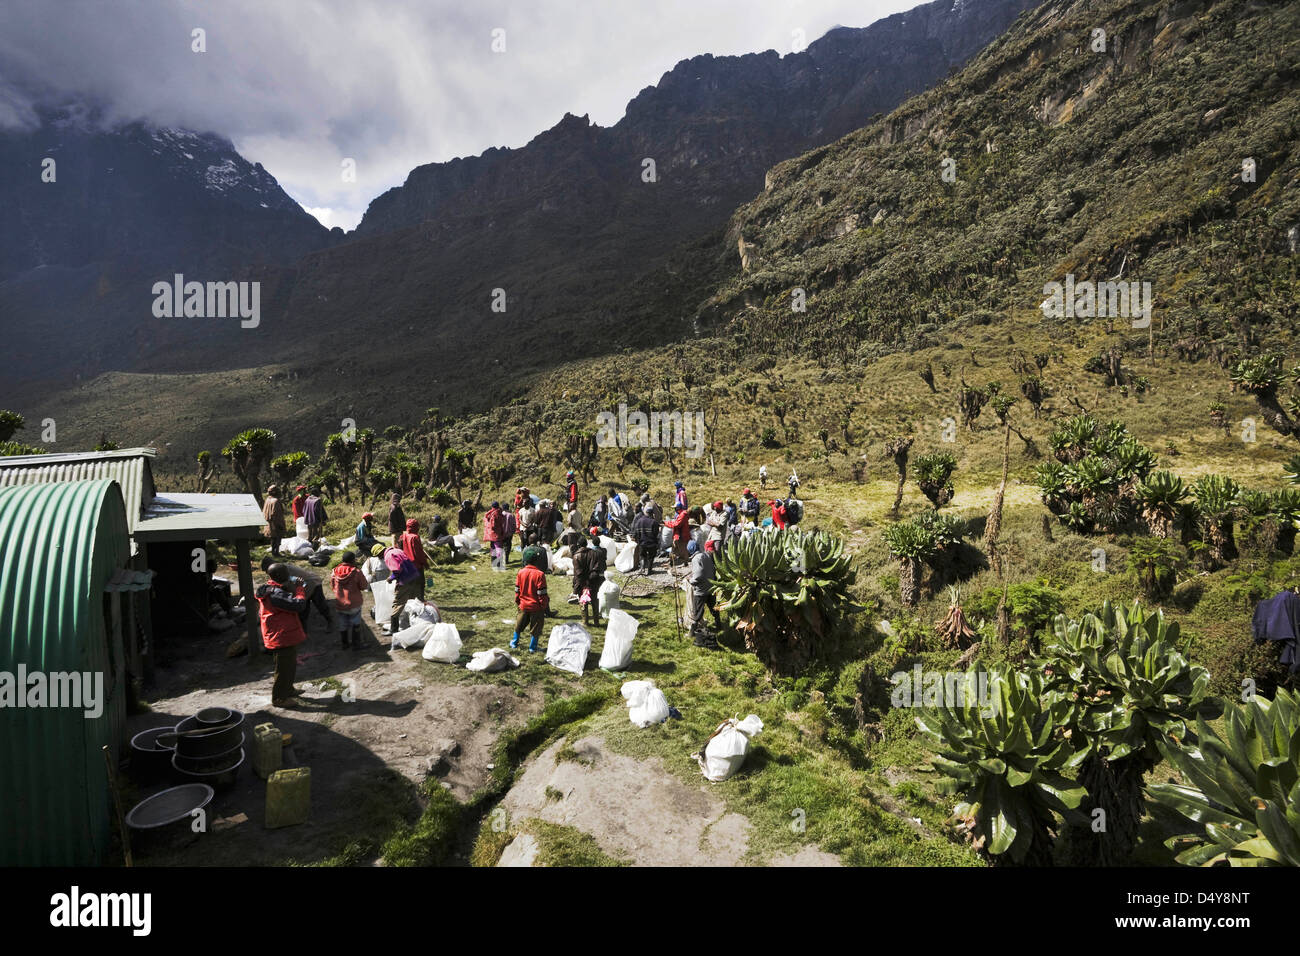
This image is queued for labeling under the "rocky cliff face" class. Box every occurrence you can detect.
[0,105,330,280]
[0,0,1039,419]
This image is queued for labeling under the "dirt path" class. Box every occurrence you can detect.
[126,613,543,866]
[494,736,840,866]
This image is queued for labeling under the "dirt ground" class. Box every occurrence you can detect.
[124,594,544,866]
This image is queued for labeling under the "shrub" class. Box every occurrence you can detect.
[712,529,858,676]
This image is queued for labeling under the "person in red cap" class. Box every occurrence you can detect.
[740,487,761,523]
[664,502,692,562]
[770,498,788,530]
[291,485,308,521]
[400,518,430,599]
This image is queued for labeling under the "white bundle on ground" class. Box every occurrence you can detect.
[621,679,670,727]
[552,555,574,575]
[466,647,520,672]
[454,529,479,552]
[597,580,621,616]
[599,535,618,564]
[697,716,764,782]
[545,623,591,675]
[599,608,636,670]
[290,539,315,557]
[614,541,638,573]
[421,622,462,663]
[339,535,356,548]
[555,545,571,560]
[405,599,440,624]
[392,619,434,650]
[370,579,395,624]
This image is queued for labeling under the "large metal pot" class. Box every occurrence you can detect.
[129,726,178,779]
[165,710,245,759]
[171,747,245,787]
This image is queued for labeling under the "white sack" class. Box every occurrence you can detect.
[545,623,591,676]
[421,622,462,663]
[698,715,764,782]
[599,608,636,670]
[466,647,521,672]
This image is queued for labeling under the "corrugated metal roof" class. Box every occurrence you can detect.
[0,447,156,539]
[136,492,265,542]
[0,479,132,866]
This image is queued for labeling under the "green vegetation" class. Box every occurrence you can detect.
[712,529,858,675]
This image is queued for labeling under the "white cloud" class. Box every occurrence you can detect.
[0,0,917,230]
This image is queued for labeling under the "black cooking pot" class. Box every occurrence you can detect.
[165,711,245,759]
[129,726,178,779]
[196,706,233,727]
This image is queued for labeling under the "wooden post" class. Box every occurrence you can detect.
[237,538,263,666]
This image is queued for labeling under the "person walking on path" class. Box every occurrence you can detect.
[400,518,430,599]
[257,563,309,705]
[687,540,723,647]
[303,487,327,547]
[379,543,422,634]
[484,500,506,564]
[387,492,406,546]
[632,503,660,574]
[263,484,287,557]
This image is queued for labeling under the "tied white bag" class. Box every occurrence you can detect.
[614,541,638,573]
[407,600,440,624]
[599,609,637,670]
[466,647,520,672]
[392,619,434,650]
[621,679,669,727]
[599,535,618,565]
[295,517,309,539]
[370,579,395,625]
[597,580,621,616]
[422,622,462,663]
[698,715,764,782]
[545,623,591,676]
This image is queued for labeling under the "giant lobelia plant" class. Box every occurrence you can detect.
[1149,687,1300,866]
[918,666,1087,865]
[1040,600,1211,866]
[712,529,856,676]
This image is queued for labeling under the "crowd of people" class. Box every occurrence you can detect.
[254,469,805,700]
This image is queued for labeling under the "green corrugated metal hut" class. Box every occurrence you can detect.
[0,479,132,865]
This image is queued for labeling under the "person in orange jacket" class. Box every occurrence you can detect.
[510,546,549,653]
[257,564,308,706]
[770,499,788,530]
[399,518,430,599]
[663,503,691,562]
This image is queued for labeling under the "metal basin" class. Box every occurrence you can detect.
[196,706,234,727]
[125,784,215,830]
[167,711,245,759]
[171,747,245,786]
[129,726,179,778]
